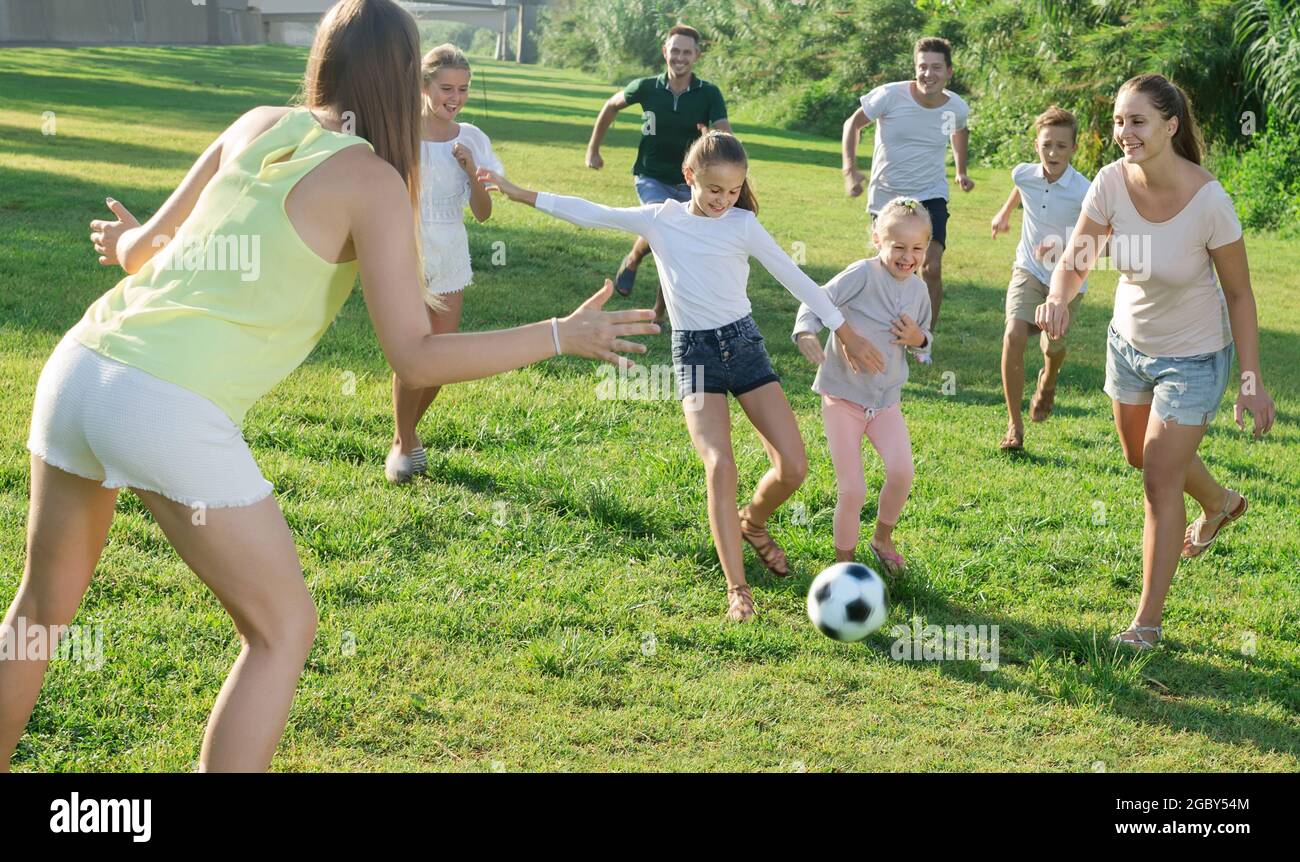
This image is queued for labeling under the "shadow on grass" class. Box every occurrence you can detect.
[0,123,199,169]
[750,563,1300,762]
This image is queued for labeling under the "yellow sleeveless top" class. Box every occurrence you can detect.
[71,107,373,425]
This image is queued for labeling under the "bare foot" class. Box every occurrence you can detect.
[1029,368,1056,422]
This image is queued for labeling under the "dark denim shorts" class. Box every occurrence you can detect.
[671,315,780,400]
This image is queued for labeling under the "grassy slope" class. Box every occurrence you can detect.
[0,46,1296,772]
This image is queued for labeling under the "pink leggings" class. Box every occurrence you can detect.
[821,394,914,550]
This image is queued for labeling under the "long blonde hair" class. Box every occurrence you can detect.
[421,43,472,118]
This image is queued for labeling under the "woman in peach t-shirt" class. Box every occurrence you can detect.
[1037,74,1275,650]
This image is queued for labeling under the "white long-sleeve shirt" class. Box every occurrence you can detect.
[534,192,846,332]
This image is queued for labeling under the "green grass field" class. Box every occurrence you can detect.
[1,46,1296,772]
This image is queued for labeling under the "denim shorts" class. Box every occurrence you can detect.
[634,174,692,205]
[1104,324,1234,426]
[671,315,780,400]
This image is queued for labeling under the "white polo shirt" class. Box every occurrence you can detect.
[1011,162,1092,292]
[860,81,970,214]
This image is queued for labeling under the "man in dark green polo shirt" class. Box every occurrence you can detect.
[585,24,731,324]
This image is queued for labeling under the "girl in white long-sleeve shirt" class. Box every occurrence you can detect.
[480,132,880,621]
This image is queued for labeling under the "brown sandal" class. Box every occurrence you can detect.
[1029,368,1056,422]
[726,584,755,622]
[739,506,790,577]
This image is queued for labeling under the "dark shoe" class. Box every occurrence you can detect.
[614,258,637,297]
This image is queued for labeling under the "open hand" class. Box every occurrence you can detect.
[834,323,885,375]
[558,280,660,365]
[477,167,522,199]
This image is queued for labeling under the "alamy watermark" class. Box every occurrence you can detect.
[152,232,262,282]
[595,363,706,412]
[1,616,104,670]
[889,616,1000,671]
[1038,232,1153,282]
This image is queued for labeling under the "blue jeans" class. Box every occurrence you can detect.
[634,175,692,205]
[1104,324,1234,426]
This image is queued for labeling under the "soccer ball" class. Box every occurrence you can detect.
[806,562,889,642]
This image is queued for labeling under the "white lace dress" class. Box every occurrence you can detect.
[418,122,503,300]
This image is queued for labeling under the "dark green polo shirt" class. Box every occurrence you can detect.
[622,73,728,185]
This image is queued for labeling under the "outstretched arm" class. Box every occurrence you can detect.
[749,223,884,374]
[478,168,655,237]
[351,157,658,389]
[91,106,284,274]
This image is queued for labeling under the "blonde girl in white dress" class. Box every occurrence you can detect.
[387,43,505,482]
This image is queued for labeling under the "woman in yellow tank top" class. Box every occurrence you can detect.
[0,0,657,773]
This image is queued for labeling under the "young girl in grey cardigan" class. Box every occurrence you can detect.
[793,198,933,571]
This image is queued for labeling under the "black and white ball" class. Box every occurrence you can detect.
[806,562,889,642]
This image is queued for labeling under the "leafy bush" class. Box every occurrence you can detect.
[1212,120,1300,236]
[536,0,1297,229]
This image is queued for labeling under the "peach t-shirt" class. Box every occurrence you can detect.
[1082,160,1242,357]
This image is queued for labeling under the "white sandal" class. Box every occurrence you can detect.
[1182,490,1247,559]
[385,444,427,484]
[1111,625,1162,651]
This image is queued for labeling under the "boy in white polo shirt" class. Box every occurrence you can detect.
[990,106,1091,450]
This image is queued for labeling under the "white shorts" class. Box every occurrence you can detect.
[26,335,274,509]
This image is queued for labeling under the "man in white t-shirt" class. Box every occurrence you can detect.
[842,36,973,344]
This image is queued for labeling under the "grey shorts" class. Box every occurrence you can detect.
[671,315,780,400]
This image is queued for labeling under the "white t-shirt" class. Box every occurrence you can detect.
[1011,162,1091,291]
[534,193,846,333]
[859,82,969,214]
[1082,160,1242,357]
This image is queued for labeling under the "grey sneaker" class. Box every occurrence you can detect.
[385,445,428,484]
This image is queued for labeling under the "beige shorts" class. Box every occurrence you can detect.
[1005,268,1082,348]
